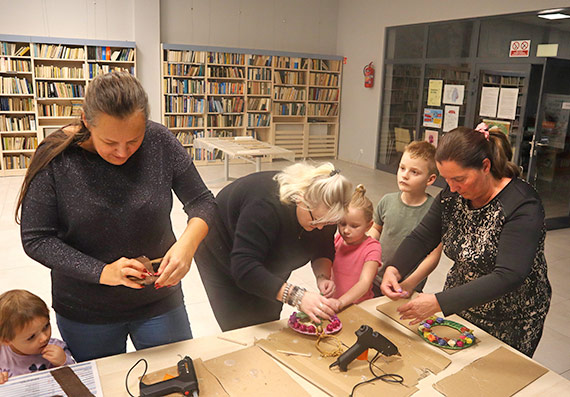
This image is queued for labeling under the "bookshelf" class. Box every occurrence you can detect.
[161,44,342,164]
[0,35,136,176]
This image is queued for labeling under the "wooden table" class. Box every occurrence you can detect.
[193,137,296,181]
[93,297,569,396]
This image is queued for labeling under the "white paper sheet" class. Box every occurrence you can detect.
[443,105,460,132]
[0,361,103,397]
[479,87,499,118]
[443,84,465,105]
[497,87,519,120]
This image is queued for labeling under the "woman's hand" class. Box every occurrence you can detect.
[0,371,8,385]
[41,344,66,367]
[99,257,148,289]
[380,266,409,299]
[397,293,441,325]
[317,278,335,298]
[298,291,337,323]
[154,241,194,288]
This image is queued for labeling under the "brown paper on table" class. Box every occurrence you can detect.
[256,305,451,397]
[141,358,228,397]
[376,295,480,355]
[203,345,310,397]
[433,346,548,397]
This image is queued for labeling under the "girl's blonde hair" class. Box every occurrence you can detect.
[349,184,374,222]
[0,290,49,342]
[274,162,352,224]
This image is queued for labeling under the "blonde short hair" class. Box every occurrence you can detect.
[274,162,352,224]
[404,141,438,176]
[0,290,49,342]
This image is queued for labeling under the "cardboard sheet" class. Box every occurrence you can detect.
[141,358,228,397]
[257,305,451,397]
[203,346,310,396]
[376,296,480,355]
[433,347,548,397]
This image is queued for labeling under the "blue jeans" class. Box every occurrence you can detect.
[56,305,193,362]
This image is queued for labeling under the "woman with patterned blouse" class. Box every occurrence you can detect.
[381,124,551,357]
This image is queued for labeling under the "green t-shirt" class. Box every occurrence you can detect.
[373,192,434,283]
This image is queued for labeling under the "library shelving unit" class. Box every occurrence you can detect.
[161,44,342,164]
[0,34,136,176]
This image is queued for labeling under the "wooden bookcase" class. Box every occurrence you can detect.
[161,44,342,164]
[0,35,135,176]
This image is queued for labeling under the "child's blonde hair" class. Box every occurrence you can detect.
[0,290,49,342]
[274,162,352,224]
[404,141,438,176]
[349,184,374,222]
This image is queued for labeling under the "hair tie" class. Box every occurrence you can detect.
[475,122,490,141]
[330,169,340,177]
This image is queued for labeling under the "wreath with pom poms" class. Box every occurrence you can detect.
[418,316,476,350]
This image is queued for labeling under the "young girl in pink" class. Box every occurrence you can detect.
[331,185,381,310]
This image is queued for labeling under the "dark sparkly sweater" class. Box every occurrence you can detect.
[20,121,215,323]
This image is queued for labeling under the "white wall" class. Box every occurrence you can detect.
[160,0,339,54]
[337,0,569,168]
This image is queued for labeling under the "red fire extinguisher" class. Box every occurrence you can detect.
[363,62,375,88]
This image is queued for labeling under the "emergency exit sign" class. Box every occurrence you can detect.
[510,40,530,57]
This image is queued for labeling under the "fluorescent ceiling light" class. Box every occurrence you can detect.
[538,12,570,20]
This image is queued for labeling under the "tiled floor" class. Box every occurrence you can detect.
[1,159,568,379]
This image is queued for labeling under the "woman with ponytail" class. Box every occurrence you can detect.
[381,123,551,357]
[194,162,352,331]
[17,72,215,361]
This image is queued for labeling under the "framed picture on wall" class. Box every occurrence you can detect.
[482,119,511,136]
[425,129,439,147]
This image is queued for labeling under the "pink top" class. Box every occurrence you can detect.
[332,234,382,304]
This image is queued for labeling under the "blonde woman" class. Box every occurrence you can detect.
[194,162,352,331]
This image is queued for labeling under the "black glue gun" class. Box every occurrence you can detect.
[140,356,199,397]
[329,325,400,372]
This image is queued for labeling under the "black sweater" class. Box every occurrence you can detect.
[201,171,336,300]
[21,121,215,323]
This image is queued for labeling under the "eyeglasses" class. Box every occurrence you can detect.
[303,205,335,227]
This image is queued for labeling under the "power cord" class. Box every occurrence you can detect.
[125,358,148,397]
[349,351,404,397]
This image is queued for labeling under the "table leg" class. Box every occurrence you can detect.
[224,154,230,181]
[255,157,261,173]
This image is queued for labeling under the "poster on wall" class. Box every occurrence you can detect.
[443,84,465,105]
[425,130,439,147]
[479,86,499,118]
[427,80,443,106]
[497,88,519,120]
[423,108,443,128]
[482,119,511,136]
[443,105,460,132]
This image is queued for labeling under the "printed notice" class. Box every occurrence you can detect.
[443,84,465,105]
[427,80,443,106]
[423,108,443,128]
[443,105,460,132]
[497,88,519,120]
[479,87,499,118]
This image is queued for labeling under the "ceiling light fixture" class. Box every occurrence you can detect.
[538,12,570,20]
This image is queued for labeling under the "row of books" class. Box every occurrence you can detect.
[208,97,244,113]
[3,154,32,169]
[311,59,341,72]
[208,52,245,65]
[248,68,271,80]
[274,71,306,85]
[276,57,309,69]
[1,76,33,95]
[176,131,194,145]
[274,87,306,101]
[36,82,85,98]
[2,136,38,150]
[164,115,204,128]
[166,50,206,64]
[247,98,270,111]
[208,66,245,78]
[88,47,135,62]
[164,79,205,95]
[207,114,243,127]
[247,113,270,127]
[247,81,271,95]
[88,64,135,79]
[308,103,338,116]
[164,63,204,77]
[164,97,205,113]
[273,103,306,116]
[0,59,31,72]
[0,97,34,112]
[35,65,84,79]
[33,44,85,60]
[0,115,36,131]
[38,102,81,117]
[308,87,339,102]
[248,55,272,67]
[208,82,244,95]
[309,72,339,86]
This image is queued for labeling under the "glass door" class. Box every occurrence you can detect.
[528,58,570,229]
